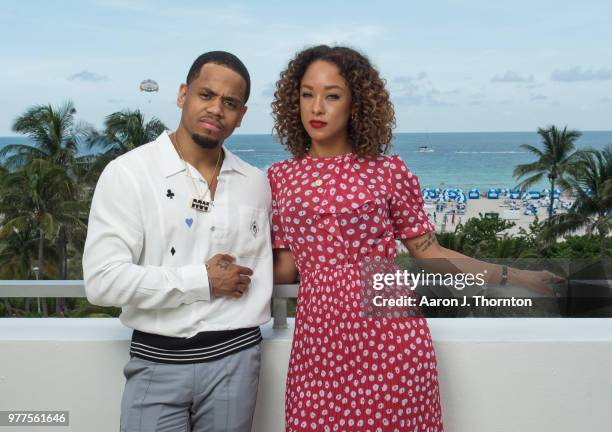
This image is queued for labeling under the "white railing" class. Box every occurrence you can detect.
[0,280,298,329]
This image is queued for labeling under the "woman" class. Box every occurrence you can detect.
[268,45,557,432]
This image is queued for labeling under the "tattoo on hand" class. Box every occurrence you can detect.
[217,260,230,269]
[415,232,437,252]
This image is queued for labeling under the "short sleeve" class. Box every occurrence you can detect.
[267,165,288,249]
[387,154,435,239]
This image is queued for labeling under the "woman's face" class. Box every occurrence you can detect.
[300,60,352,147]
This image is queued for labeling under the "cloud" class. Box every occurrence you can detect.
[551,67,612,82]
[306,24,386,46]
[95,0,252,26]
[68,70,108,82]
[393,72,427,83]
[515,82,544,89]
[491,71,534,83]
[393,88,424,105]
[530,94,547,101]
[391,81,456,107]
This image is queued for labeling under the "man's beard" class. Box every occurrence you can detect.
[191,133,220,149]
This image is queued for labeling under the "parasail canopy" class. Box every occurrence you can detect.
[139,79,159,93]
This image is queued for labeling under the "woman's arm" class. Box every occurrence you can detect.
[273,248,299,284]
[401,231,561,295]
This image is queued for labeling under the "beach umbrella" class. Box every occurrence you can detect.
[528,190,541,199]
[509,190,521,199]
[422,188,438,200]
[455,193,467,204]
[487,188,499,199]
[443,188,461,201]
[468,189,480,199]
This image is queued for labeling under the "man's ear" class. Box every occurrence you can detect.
[235,105,248,128]
[176,83,188,109]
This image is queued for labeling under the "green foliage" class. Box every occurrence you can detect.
[0,103,163,317]
[451,213,517,258]
[542,146,612,258]
[544,235,612,258]
[0,101,87,172]
[67,299,121,318]
[413,212,608,259]
[513,125,583,220]
[414,211,608,260]
[85,109,167,181]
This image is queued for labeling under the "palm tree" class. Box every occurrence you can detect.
[0,226,58,315]
[1,102,92,314]
[543,146,612,258]
[0,101,84,171]
[86,109,166,178]
[0,159,84,316]
[514,126,583,222]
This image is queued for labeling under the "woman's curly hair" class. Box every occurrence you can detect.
[272,45,396,158]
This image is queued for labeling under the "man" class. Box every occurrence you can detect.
[83,51,272,432]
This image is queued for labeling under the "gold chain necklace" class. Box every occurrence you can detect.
[172,133,222,213]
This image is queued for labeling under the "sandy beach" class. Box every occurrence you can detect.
[423,195,576,236]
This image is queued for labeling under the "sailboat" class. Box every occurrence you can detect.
[418,130,435,152]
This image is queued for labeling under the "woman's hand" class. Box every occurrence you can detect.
[508,268,565,296]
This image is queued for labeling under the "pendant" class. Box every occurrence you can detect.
[191,198,212,212]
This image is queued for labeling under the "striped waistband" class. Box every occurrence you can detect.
[129,326,262,364]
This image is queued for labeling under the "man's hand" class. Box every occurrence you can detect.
[206,254,253,299]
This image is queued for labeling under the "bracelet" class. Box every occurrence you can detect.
[499,265,508,286]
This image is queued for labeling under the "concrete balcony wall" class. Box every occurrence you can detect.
[1,318,612,432]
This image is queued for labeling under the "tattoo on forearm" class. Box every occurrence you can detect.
[415,232,438,252]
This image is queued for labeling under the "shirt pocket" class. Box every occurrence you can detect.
[236,205,271,258]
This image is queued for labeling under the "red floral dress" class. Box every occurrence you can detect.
[267,153,444,432]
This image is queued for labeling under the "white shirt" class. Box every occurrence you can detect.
[83,131,273,337]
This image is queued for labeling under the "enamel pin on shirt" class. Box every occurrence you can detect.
[250,220,259,237]
[191,199,211,212]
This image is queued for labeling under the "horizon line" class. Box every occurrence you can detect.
[1,129,612,138]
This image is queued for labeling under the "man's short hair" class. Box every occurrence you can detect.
[186,51,251,102]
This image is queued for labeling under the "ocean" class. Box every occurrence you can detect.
[1,131,611,191]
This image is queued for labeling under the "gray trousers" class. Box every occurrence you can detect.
[120,344,261,432]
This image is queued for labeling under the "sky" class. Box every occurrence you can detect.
[1,0,611,135]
